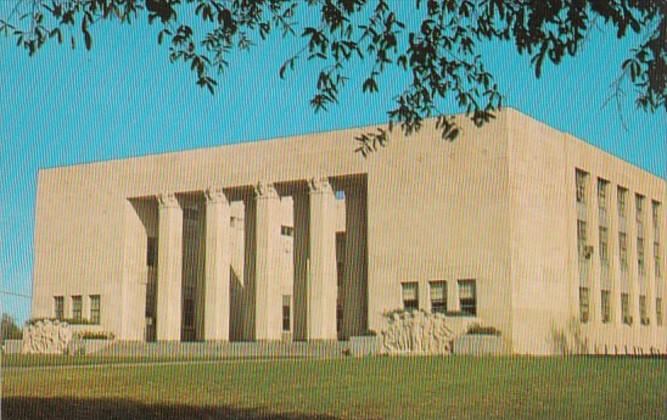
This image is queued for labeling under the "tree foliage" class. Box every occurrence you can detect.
[1,313,23,340]
[2,0,665,154]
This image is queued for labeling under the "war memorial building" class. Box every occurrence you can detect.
[31,109,666,355]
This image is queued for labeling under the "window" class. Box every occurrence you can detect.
[401,282,419,311]
[579,287,590,323]
[282,295,291,332]
[618,187,627,218]
[146,237,157,267]
[577,220,587,256]
[599,226,609,265]
[621,293,631,325]
[575,170,587,203]
[637,238,645,275]
[598,179,608,220]
[183,298,194,328]
[657,298,663,327]
[619,232,628,271]
[90,295,100,324]
[653,201,660,231]
[184,207,198,221]
[636,194,644,237]
[72,296,82,321]
[429,281,447,314]
[639,295,649,325]
[54,296,64,320]
[458,280,477,316]
[281,225,294,237]
[601,290,610,323]
[655,242,662,278]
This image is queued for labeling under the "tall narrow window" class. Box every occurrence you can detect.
[598,179,608,221]
[619,232,628,271]
[401,282,419,311]
[601,290,610,323]
[657,298,663,327]
[621,293,631,325]
[639,295,648,325]
[652,201,660,232]
[72,296,82,321]
[54,296,64,320]
[147,237,157,267]
[282,295,291,332]
[90,295,100,324]
[429,281,447,314]
[655,242,662,278]
[636,194,644,237]
[579,287,590,323]
[577,220,587,256]
[575,170,587,204]
[599,226,609,265]
[637,238,645,275]
[618,187,627,218]
[458,280,477,316]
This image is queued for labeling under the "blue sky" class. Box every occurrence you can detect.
[1,6,665,323]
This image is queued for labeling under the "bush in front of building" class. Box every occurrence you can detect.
[27,317,95,326]
[1,313,23,341]
[466,323,501,336]
[76,331,115,340]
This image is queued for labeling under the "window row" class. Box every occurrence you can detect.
[53,295,101,324]
[579,288,663,327]
[401,280,477,316]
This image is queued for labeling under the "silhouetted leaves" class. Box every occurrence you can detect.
[3,0,665,152]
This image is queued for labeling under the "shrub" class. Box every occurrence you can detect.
[27,317,95,326]
[76,331,115,340]
[466,323,501,336]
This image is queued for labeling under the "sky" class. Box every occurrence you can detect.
[1,4,666,324]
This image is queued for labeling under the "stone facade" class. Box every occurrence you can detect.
[30,109,666,354]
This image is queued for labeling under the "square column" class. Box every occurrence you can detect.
[156,192,183,341]
[203,187,231,341]
[307,177,338,340]
[245,182,283,341]
[342,185,368,339]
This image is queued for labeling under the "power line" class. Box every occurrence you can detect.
[0,290,32,299]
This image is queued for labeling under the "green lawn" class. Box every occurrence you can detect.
[3,356,666,419]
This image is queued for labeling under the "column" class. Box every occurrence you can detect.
[587,179,600,326]
[156,192,183,341]
[308,177,338,340]
[342,185,367,338]
[293,190,309,341]
[609,186,622,325]
[203,187,231,341]
[247,182,283,340]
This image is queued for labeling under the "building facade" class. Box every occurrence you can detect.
[31,109,666,354]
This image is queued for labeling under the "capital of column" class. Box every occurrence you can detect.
[308,177,333,194]
[205,186,228,204]
[157,192,179,209]
[254,181,279,200]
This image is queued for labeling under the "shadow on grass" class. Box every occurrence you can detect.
[3,397,342,419]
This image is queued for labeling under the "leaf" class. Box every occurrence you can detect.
[84,30,92,50]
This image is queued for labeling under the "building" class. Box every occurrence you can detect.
[31,108,666,355]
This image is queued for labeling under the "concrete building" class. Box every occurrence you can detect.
[31,108,666,354]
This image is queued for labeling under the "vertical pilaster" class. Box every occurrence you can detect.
[203,187,231,341]
[588,178,600,325]
[342,185,367,339]
[645,200,657,345]
[253,182,283,340]
[308,177,338,340]
[293,190,309,341]
[609,186,622,325]
[156,192,183,341]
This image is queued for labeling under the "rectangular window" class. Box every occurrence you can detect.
[657,298,663,327]
[599,226,609,265]
[147,237,157,267]
[618,187,627,218]
[637,238,645,275]
[282,295,291,332]
[653,201,660,231]
[577,220,587,256]
[598,179,608,221]
[402,282,419,311]
[636,194,644,237]
[575,170,587,204]
[619,232,628,271]
[621,293,631,325]
[655,242,662,278]
[90,295,100,324]
[458,280,477,316]
[601,290,610,323]
[429,281,447,314]
[579,287,590,323]
[639,295,649,326]
[54,296,64,320]
[281,225,294,237]
[72,296,82,321]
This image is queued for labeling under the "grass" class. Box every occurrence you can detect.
[3,356,666,419]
